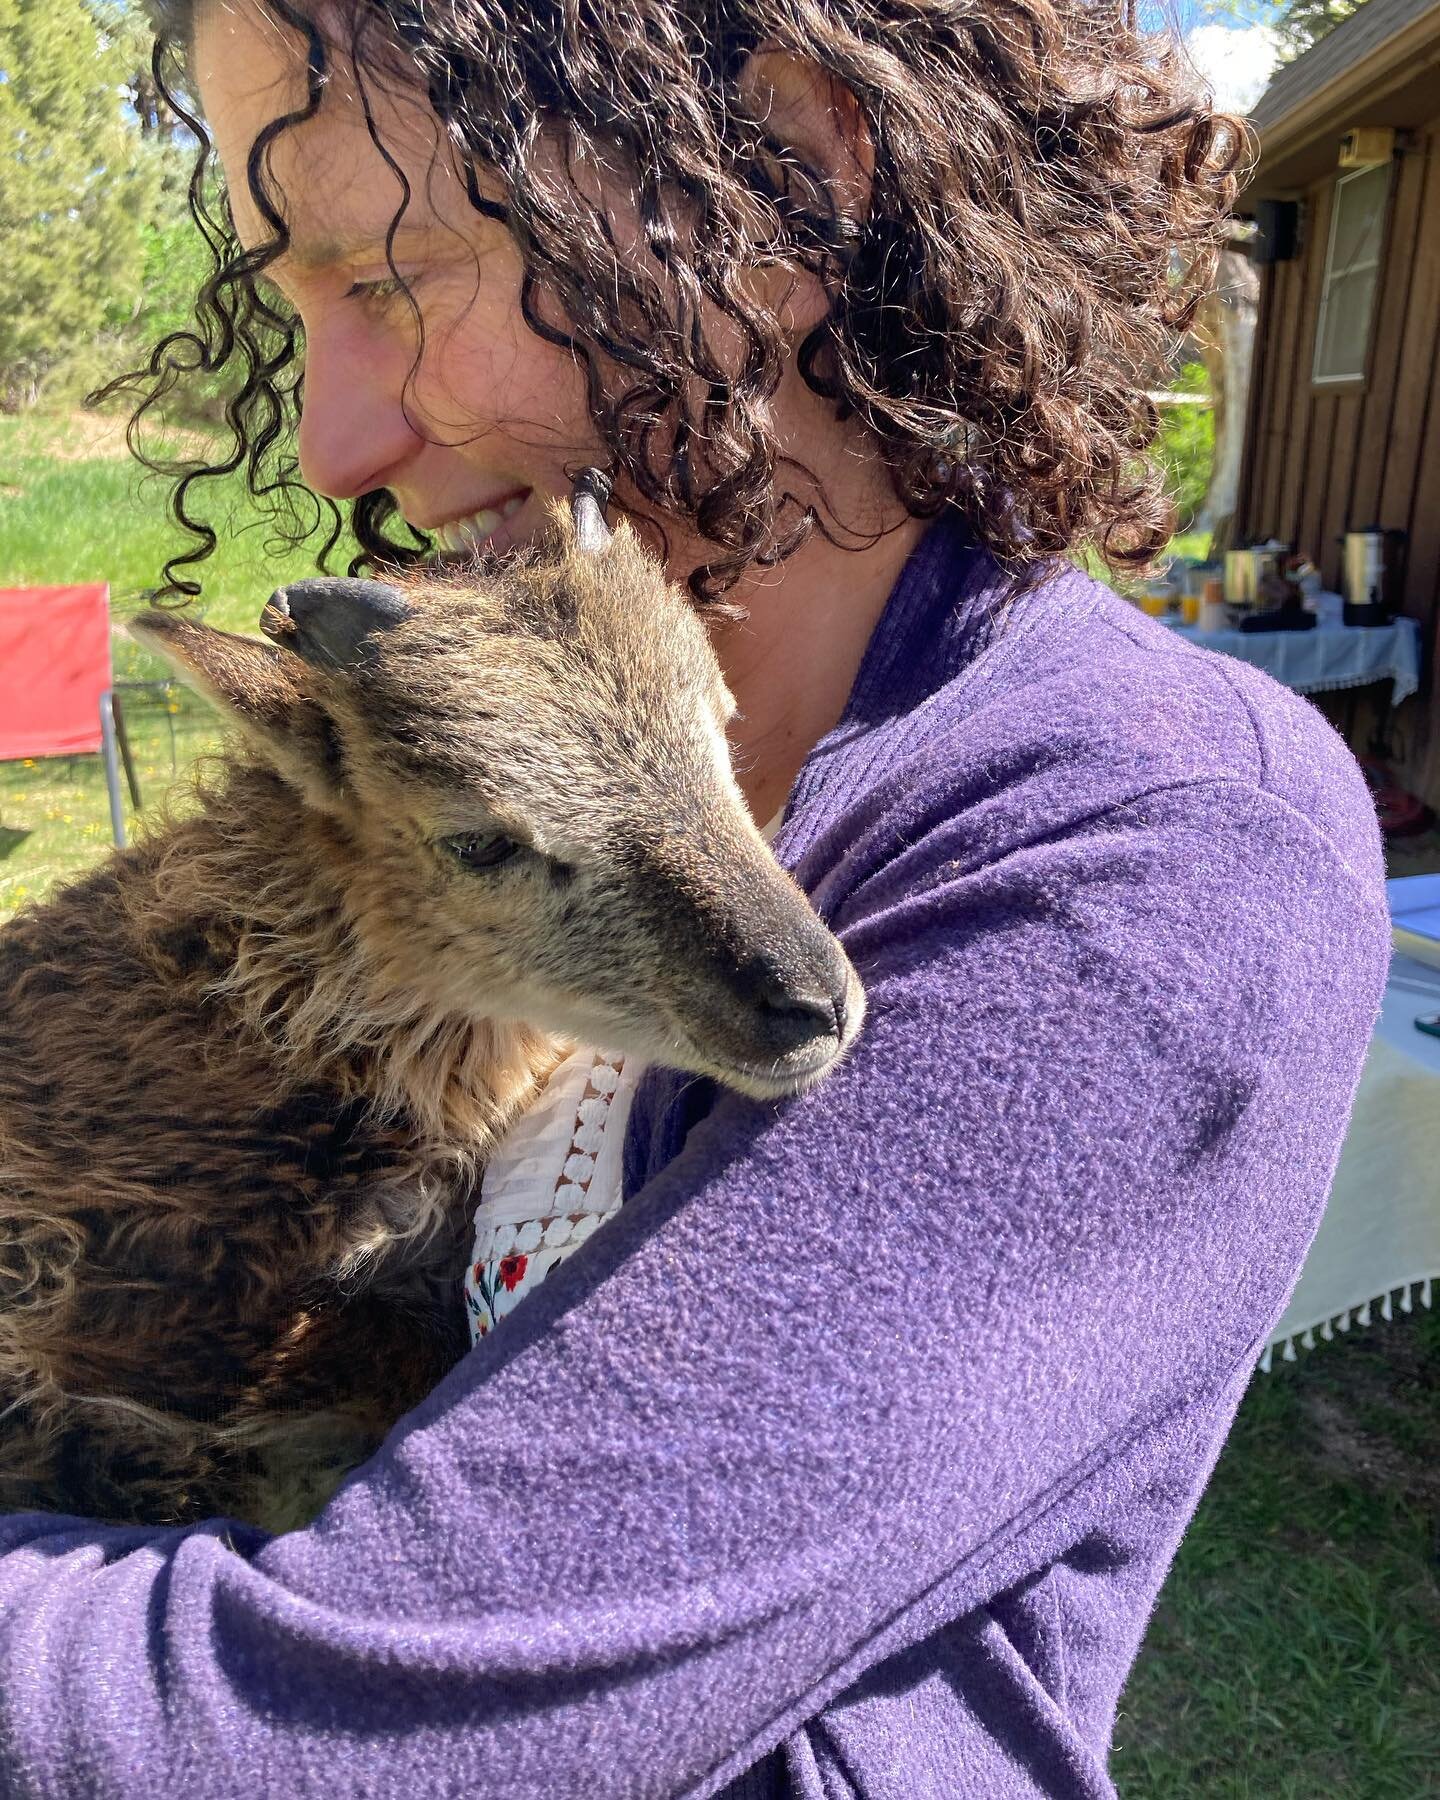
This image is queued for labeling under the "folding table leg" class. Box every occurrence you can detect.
[100,691,128,849]
[111,693,143,810]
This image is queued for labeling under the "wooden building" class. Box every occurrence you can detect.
[1236,0,1440,802]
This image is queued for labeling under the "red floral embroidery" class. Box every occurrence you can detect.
[498,1253,528,1292]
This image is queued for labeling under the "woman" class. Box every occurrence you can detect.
[0,2,1388,1795]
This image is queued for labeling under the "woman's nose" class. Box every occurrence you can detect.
[296,319,424,501]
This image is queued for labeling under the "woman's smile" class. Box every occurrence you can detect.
[424,491,532,559]
[193,0,925,819]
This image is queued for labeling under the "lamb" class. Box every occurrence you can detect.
[0,478,863,1533]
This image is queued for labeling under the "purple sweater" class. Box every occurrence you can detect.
[0,517,1388,1798]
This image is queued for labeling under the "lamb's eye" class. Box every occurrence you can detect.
[444,833,524,872]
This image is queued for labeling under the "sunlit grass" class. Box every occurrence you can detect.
[0,703,226,919]
[0,408,352,649]
[1167,529,1215,565]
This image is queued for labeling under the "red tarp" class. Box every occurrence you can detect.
[0,584,113,761]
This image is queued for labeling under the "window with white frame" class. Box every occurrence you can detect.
[1313,161,1391,385]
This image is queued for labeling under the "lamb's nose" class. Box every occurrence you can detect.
[738,961,847,1055]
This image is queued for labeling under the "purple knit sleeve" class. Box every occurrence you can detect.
[0,770,1386,1799]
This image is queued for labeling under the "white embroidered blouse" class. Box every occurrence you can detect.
[464,809,784,1342]
[463,1045,641,1341]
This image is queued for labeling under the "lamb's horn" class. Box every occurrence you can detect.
[570,468,614,555]
[261,578,414,671]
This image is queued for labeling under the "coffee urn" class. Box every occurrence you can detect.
[1342,529,1406,624]
[1224,548,1284,605]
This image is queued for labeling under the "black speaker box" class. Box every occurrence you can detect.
[1253,199,1300,265]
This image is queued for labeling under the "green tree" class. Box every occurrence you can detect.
[1155,362,1216,531]
[0,0,163,406]
[1274,0,1370,61]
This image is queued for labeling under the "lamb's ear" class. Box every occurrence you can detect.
[127,612,302,732]
[126,611,347,807]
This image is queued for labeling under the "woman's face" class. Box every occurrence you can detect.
[194,0,851,580]
[196,1,642,562]
[193,1,927,824]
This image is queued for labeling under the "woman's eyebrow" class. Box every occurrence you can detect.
[267,222,435,276]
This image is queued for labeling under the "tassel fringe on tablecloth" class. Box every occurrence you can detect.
[1258,1275,1436,1373]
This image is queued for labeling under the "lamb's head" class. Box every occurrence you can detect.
[131,486,863,1100]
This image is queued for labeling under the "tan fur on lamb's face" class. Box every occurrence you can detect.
[135,512,862,1098]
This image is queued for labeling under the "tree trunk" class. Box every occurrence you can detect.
[1193,248,1260,552]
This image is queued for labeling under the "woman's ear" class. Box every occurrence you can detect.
[735,49,875,334]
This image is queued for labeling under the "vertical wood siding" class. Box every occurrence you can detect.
[1237,115,1440,806]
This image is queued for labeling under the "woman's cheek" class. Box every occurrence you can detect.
[419,294,593,444]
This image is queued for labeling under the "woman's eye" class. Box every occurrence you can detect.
[444,833,524,872]
[345,274,411,311]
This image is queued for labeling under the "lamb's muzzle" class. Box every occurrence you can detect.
[627,833,864,1098]
[703,947,864,1097]
[737,956,851,1053]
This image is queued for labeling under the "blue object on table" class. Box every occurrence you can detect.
[1388,873,1440,974]
[1167,606,1420,706]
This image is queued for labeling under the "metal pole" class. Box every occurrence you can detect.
[100,691,127,849]
[111,694,142,811]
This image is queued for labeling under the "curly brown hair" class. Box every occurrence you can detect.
[108,0,1246,603]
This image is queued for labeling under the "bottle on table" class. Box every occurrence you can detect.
[1199,578,1227,635]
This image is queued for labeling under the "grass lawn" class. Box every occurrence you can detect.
[2,408,1438,1794]
[1114,1308,1440,1799]
[1,406,353,914]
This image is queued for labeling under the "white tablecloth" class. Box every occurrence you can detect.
[1261,877,1440,1365]
[1169,611,1421,706]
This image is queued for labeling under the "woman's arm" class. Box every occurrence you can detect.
[0,776,1386,1799]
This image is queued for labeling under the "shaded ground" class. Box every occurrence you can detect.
[1114,1308,1440,1798]
[1118,804,1439,1795]
[1386,825,1440,880]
